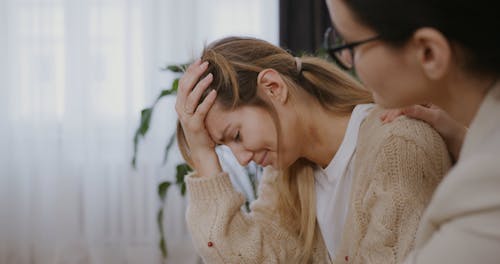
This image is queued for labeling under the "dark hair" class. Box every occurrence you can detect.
[344,0,500,75]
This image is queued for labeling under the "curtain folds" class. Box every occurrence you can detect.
[0,0,278,263]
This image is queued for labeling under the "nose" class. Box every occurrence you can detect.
[229,144,253,166]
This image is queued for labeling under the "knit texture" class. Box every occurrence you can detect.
[333,107,451,264]
[185,107,451,264]
[185,168,330,264]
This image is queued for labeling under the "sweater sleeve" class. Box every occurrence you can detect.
[352,121,451,264]
[185,168,302,264]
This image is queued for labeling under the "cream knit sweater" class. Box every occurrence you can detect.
[185,107,451,264]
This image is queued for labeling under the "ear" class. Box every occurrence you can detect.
[412,28,452,80]
[257,68,288,104]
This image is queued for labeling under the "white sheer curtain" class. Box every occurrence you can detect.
[0,0,278,263]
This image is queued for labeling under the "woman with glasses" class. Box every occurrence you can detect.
[326,0,500,263]
[324,26,468,163]
[176,36,451,263]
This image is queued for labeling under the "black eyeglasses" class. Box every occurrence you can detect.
[323,27,380,71]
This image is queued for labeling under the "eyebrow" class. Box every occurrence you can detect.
[217,124,230,143]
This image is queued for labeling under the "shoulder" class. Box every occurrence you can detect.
[356,107,451,179]
[362,106,447,154]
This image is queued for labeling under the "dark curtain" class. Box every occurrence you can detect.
[279,0,331,55]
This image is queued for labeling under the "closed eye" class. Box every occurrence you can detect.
[234,131,241,142]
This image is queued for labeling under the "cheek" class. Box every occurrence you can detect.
[355,48,385,90]
[356,49,426,108]
[278,152,298,169]
[243,119,276,150]
[274,132,301,168]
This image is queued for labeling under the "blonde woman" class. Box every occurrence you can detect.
[175,37,451,263]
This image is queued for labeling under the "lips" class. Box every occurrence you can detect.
[257,151,268,166]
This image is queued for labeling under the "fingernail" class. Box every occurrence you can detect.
[210,89,217,97]
[206,73,213,80]
[200,61,209,69]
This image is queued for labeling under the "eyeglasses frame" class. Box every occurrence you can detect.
[323,27,380,71]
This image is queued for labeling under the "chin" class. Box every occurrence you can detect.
[276,159,297,170]
[373,93,409,109]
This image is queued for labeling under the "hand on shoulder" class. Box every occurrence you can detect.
[380,104,467,162]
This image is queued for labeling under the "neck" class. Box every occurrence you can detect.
[298,103,352,168]
[433,74,497,126]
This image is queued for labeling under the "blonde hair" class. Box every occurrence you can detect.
[177,37,372,262]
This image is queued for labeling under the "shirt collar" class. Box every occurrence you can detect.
[318,104,374,183]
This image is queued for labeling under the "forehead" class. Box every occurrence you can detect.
[206,101,268,120]
[205,102,231,137]
[204,103,268,140]
[327,0,375,39]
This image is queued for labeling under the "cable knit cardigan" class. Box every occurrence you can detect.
[185,106,451,264]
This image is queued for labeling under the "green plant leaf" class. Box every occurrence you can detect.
[180,183,186,196]
[132,63,187,169]
[175,163,192,196]
[165,65,184,73]
[131,134,139,168]
[157,209,164,233]
[131,108,153,168]
[159,236,168,259]
[163,63,189,73]
[171,78,179,92]
[175,163,191,183]
[157,78,179,100]
[132,62,192,260]
[162,133,177,165]
[157,207,167,259]
[158,181,171,201]
[138,108,153,135]
[158,88,176,98]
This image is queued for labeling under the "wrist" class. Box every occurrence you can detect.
[191,150,222,176]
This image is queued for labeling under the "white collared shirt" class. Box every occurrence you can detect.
[314,103,374,260]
